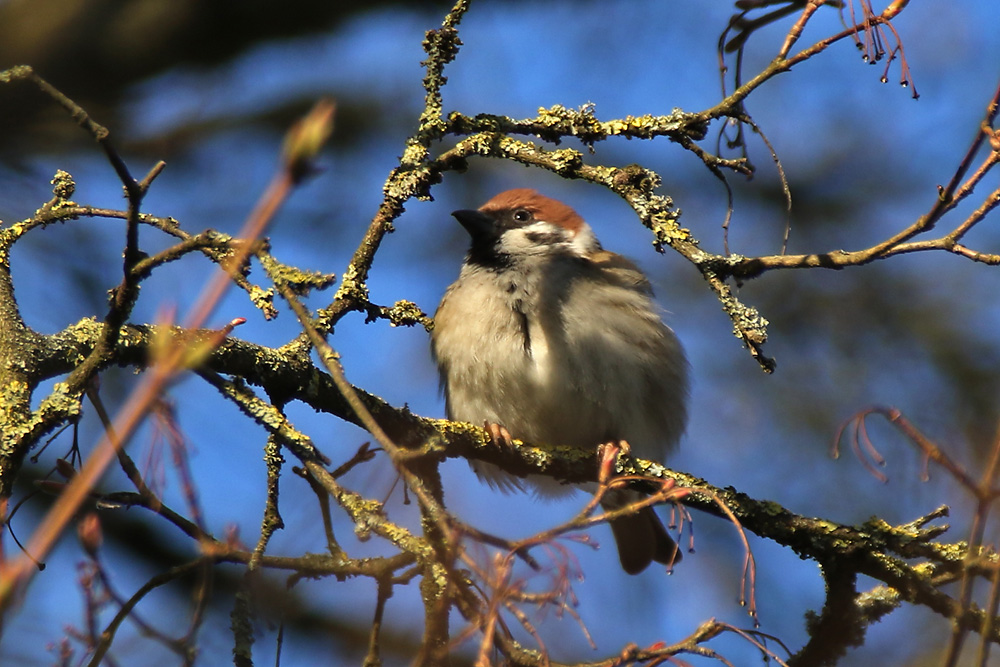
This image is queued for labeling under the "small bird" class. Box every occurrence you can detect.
[432,189,689,574]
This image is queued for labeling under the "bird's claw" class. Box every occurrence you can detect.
[484,421,514,449]
[597,440,631,483]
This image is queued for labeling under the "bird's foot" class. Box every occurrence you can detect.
[597,440,631,483]
[484,422,514,449]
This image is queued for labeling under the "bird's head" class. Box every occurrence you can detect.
[452,189,601,267]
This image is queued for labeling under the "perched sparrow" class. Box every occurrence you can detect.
[432,189,689,574]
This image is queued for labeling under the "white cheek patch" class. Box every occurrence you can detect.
[503,222,567,253]
[523,229,564,245]
[570,224,601,255]
[500,220,600,258]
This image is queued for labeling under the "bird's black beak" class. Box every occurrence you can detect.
[452,209,498,242]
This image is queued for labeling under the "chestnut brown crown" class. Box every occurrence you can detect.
[479,188,586,234]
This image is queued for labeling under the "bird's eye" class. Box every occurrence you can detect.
[512,209,531,223]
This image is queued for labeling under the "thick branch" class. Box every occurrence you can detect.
[20,318,993,646]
